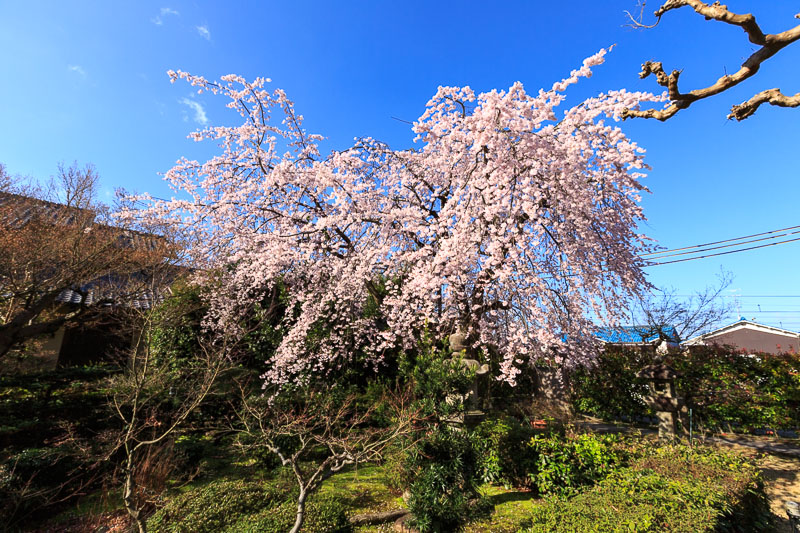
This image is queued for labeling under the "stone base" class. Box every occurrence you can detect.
[444,410,486,431]
[656,411,678,440]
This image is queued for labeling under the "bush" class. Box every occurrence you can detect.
[572,345,800,431]
[528,432,623,496]
[571,347,652,422]
[524,444,772,533]
[404,426,485,533]
[473,416,538,488]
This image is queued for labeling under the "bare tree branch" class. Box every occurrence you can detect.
[729,87,800,120]
[237,384,421,533]
[622,1,800,121]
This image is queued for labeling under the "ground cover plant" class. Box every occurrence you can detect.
[136,430,771,533]
[524,443,772,533]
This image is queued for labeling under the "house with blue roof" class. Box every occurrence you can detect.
[594,325,681,353]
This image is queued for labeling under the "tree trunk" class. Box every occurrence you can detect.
[289,490,308,533]
[123,459,147,533]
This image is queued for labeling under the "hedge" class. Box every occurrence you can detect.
[572,345,800,431]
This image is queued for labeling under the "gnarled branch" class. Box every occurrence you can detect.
[729,87,800,120]
[622,1,800,121]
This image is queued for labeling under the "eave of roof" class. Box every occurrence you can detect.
[685,318,800,345]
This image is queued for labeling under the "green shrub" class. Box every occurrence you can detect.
[571,347,652,422]
[147,479,286,533]
[405,426,485,533]
[473,416,538,488]
[528,432,623,496]
[524,444,772,533]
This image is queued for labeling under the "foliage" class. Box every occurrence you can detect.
[404,425,487,533]
[0,365,115,527]
[472,416,538,488]
[227,495,351,533]
[147,478,285,533]
[397,331,474,421]
[472,422,624,495]
[572,345,800,430]
[528,432,624,496]
[571,347,652,422]
[0,365,116,452]
[149,283,207,370]
[147,477,351,533]
[674,346,800,431]
[524,443,772,533]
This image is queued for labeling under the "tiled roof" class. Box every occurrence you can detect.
[594,325,680,344]
[55,287,164,309]
[0,191,95,227]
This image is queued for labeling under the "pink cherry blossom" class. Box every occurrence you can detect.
[120,49,665,386]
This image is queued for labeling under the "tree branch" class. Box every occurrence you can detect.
[622,2,800,121]
[729,87,800,120]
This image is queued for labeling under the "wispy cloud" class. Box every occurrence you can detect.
[196,25,211,40]
[68,64,86,76]
[152,7,179,25]
[180,98,208,125]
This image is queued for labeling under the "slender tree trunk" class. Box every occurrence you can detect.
[289,490,308,533]
[122,455,147,533]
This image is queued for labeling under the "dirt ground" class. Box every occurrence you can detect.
[758,453,800,533]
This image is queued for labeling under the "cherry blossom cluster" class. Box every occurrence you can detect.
[121,49,664,385]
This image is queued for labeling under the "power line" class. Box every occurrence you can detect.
[644,236,800,266]
[642,228,800,260]
[677,295,800,298]
[641,224,800,257]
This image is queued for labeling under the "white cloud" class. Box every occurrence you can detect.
[68,64,86,76]
[196,25,211,40]
[152,7,179,25]
[180,98,208,126]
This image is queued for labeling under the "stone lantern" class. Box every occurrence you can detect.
[448,329,490,428]
[636,363,683,440]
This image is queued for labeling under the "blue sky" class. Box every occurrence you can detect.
[1,1,799,330]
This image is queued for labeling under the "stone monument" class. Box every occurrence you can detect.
[636,363,683,440]
[448,329,490,428]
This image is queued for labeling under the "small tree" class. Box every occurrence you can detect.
[238,383,419,533]
[109,305,233,533]
[631,270,734,341]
